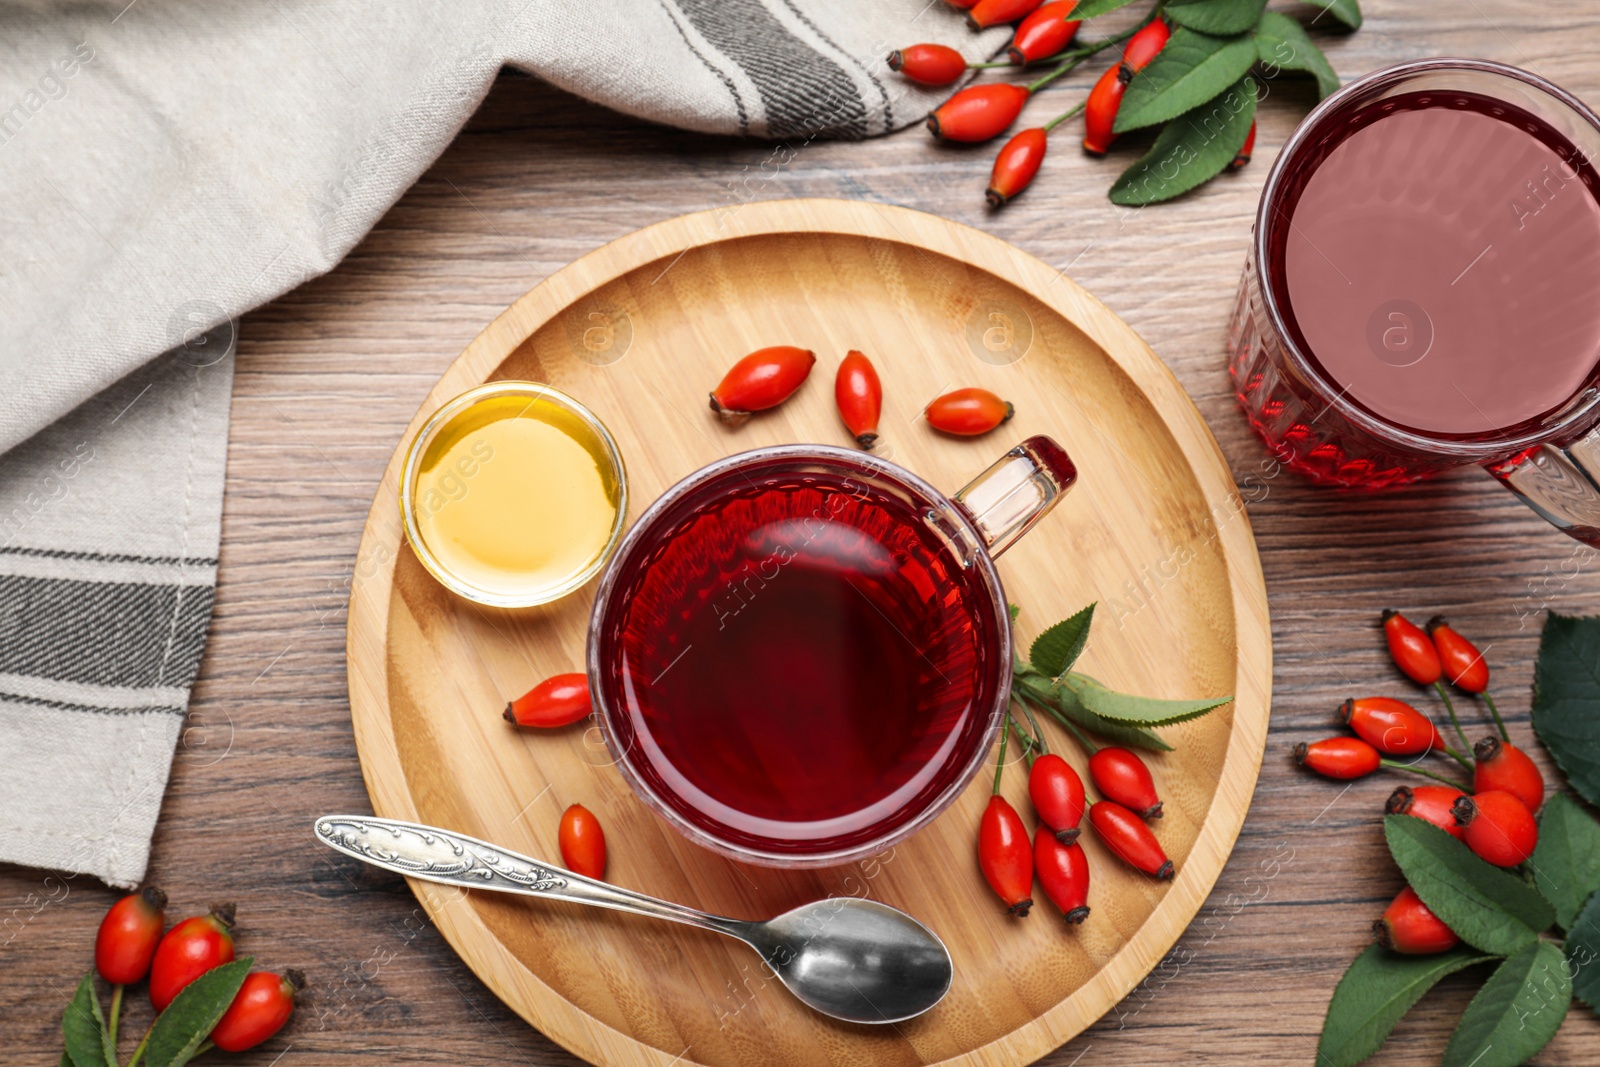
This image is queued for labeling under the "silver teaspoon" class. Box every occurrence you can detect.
[313,815,952,1024]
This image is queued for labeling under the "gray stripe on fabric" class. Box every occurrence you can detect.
[0,575,214,689]
[675,0,869,139]
[0,546,219,567]
[657,0,751,134]
[775,0,894,133]
[0,692,187,717]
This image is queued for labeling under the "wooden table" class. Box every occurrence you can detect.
[7,3,1600,1062]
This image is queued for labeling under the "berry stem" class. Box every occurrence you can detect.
[1043,100,1087,132]
[126,1024,153,1067]
[1016,696,1050,754]
[1007,713,1038,767]
[108,984,123,1047]
[1380,758,1468,787]
[993,712,1011,795]
[1439,745,1474,771]
[1483,691,1511,742]
[1433,681,1471,750]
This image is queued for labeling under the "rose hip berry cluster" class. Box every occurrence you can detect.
[86,891,302,1061]
[890,1,1253,208]
[1295,611,1548,954]
[979,710,1174,926]
[705,345,1014,443]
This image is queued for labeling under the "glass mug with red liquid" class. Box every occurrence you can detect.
[586,437,1077,867]
[1231,58,1600,544]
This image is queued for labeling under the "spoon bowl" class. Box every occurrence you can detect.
[313,815,953,1025]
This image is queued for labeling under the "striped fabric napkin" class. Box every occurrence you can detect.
[0,1,1005,887]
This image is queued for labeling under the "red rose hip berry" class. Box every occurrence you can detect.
[150,904,237,1012]
[979,795,1035,915]
[1374,886,1458,954]
[834,350,883,449]
[210,970,305,1052]
[1034,828,1090,924]
[1028,753,1086,843]
[1089,801,1173,879]
[887,44,967,87]
[1386,785,1466,840]
[1382,610,1442,685]
[1294,737,1380,780]
[709,346,816,422]
[558,804,608,880]
[1452,790,1538,867]
[95,886,167,986]
[1338,697,1446,757]
[504,673,591,728]
[1472,736,1544,813]
[1088,747,1162,819]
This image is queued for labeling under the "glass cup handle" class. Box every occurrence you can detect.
[1485,424,1600,547]
[951,435,1078,559]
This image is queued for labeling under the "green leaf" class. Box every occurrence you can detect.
[1255,10,1341,98]
[1442,941,1571,1067]
[1029,603,1096,678]
[1109,76,1258,205]
[1570,890,1600,1013]
[1166,0,1268,37]
[1007,602,1021,622]
[1533,613,1600,809]
[144,957,252,1067]
[61,972,112,1067]
[1019,676,1174,751]
[1303,0,1362,30]
[1067,0,1141,18]
[1385,817,1554,955]
[1065,673,1232,727]
[1317,945,1492,1067]
[1114,27,1258,133]
[1530,792,1600,930]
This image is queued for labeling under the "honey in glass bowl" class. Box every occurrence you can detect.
[400,382,627,608]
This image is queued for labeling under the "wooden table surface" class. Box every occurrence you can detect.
[8,2,1600,1063]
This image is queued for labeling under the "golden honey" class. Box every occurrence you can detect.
[402,384,626,607]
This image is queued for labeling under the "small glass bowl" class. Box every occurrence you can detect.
[399,382,628,608]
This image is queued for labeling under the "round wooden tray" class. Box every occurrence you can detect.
[347,199,1272,1067]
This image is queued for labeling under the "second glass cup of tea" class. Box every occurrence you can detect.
[1231,58,1600,544]
[587,437,1077,868]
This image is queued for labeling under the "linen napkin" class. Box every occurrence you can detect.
[0,0,1008,887]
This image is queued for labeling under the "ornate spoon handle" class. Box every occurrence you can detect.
[313,814,746,939]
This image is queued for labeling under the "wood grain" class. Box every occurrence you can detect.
[346,200,1271,1067]
[6,3,1600,1063]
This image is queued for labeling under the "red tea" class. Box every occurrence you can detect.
[595,456,1001,858]
[1234,81,1600,486]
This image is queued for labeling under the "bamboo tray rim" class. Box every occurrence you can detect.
[345,197,1273,1067]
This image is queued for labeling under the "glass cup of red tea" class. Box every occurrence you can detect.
[1231,58,1600,544]
[586,437,1077,868]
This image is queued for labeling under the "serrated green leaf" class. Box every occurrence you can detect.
[1109,76,1258,205]
[1029,603,1096,678]
[1533,613,1600,809]
[1067,0,1140,18]
[1442,941,1570,1067]
[1065,673,1232,727]
[1303,0,1361,30]
[1166,0,1267,37]
[1530,792,1600,930]
[1021,677,1174,751]
[62,972,112,1067]
[1007,602,1021,622]
[1385,817,1553,955]
[1570,890,1600,1013]
[1115,27,1258,133]
[145,957,252,1067]
[1317,944,1492,1067]
[1255,10,1341,98]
